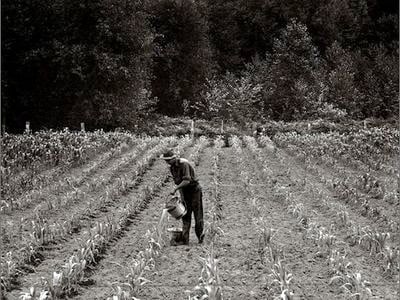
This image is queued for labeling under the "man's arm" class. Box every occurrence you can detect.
[171,179,190,195]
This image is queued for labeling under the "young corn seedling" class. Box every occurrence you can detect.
[1,252,18,290]
[250,196,262,218]
[128,257,151,289]
[254,218,276,262]
[31,216,49,246]
[313,227,336,258]
[287,201,303,219]
[40,271,64,298]
[267,244,284,265]
[19,287,50,300]
[347,224,363,246]
[359,228,390,255]
[189,246,223,300]
[20,242,40,264]
[204,209,224,244]
[269,260,294,299]
[327,250,352,275]
[336,206,350,227]
[63,255,86,294]
[287,202,302,223]
[376,246,400,275]
[107,284,133,300]
[340,272,372,300]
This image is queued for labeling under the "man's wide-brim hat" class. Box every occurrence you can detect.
[160,149,176,160]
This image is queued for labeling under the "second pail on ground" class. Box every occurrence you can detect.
[167,227,183,240]
[165,195,187,219]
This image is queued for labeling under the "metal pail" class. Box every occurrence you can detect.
[167,227,183,240]
[165,196,187,219]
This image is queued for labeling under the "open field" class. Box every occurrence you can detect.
[1,126,399,300]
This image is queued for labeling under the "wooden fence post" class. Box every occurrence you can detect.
[25,121,31,134]
[81,122,85,132]
[190,120,195,139]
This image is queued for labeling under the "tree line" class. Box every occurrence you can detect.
[2,0,398,132]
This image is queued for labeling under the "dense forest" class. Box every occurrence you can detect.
[2,0,399,132]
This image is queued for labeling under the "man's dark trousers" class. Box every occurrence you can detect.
[180,184,203,244]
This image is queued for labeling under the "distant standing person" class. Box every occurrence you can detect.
[161,149,204,245]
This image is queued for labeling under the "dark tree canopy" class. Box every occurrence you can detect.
[1,0,398,131]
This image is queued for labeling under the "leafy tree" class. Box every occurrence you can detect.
[354,45,399,118]
[258,19,322,120]
[150,0,214,117]
[325,42,364,117]
[198,73,262,123]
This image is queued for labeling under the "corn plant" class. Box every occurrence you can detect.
[269,260,294,299]
[63,255,86,293]
[327,250,352,275]
[120,257,151,295]
[19,287,51,300]
[347,224,363,246]
[267,245,284,265]
[107,284,133,300]
[189,136,209,166]
[316,229,336,257]
[19,243,39,264]
[254,217,277,262]
[376,246,400,275]
[188,246,223,300]
[40,271,64,298]
[359,228,390,255]
[306,225,336,257]
[336,205,351,227]
[331,272,372,300]
[0,252,19,291]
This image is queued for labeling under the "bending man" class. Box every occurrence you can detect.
[161,149,204,245]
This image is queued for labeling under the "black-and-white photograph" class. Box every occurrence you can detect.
[1,0,399,299]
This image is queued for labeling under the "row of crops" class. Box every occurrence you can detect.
[1,129,143,211]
